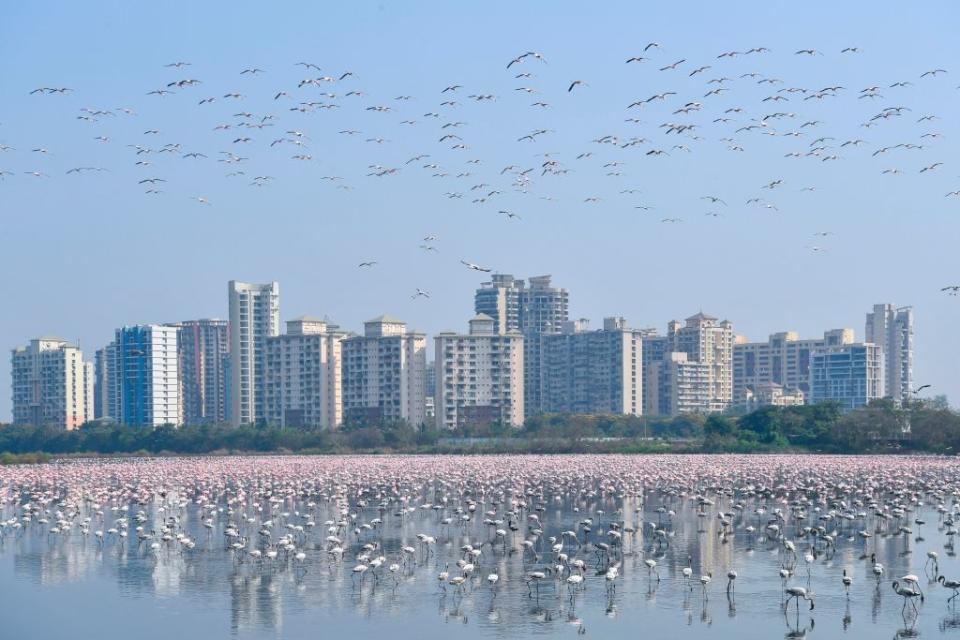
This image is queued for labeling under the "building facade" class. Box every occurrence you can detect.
[809,342,884,411]
[733,328,854,406]
[263,317,345,428]
[170,319,230,425]
[228,281,280,426]
[743,383,806,412]
[474,274,524,335]
[670,313,734,412]
[542,317,643,415]
[341,315,427,426]
[520,276,570,417]
[640,330,671,415]
[865,303,913,405]
[435,314,524,429]
[11,338,93,429]
[93,346,109,419]
[110,325,181,426]
[645,351,712,416]
[474,274,568,417]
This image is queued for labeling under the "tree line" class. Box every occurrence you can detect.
[0,396,956,460]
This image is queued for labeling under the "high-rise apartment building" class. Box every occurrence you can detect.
[169,319,229,425]
[733,328,854,406]
[228,281,280,426]
[474,274,568,417]
[809,342,884,411]
[542,317,643,415]
[109,325,181,426]
[93,346,110,419]
[640,329,671,414]
[646,351,712,416]
[435,314,524,429]
[474,274,524,335]
[425,361,436,421]
[865,303,914,405]
[520,276,569,416]
[11,338,93,429]
[263,317,345,428]
[341,315,427,426]
[669,313,734,412]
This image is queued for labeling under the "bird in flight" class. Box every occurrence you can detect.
[568,80,588,92]
[411,288,430,299]
[911,384,932,394]
[941,285,960,296]
[700,195,727,205]
[460,260,491,272]
[358,261,377,268]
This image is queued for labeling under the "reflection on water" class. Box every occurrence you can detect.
[2,460,960,639]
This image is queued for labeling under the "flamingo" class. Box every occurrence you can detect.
[892,580,924,613]
[784,586,815,612]
[644,557,660,582]
[726,570,738,594]
[700,572,713,599]
[938,575,960,604]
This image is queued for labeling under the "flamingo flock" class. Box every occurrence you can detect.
[2,453,960,636]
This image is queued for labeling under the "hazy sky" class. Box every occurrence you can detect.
[2,1,958,420]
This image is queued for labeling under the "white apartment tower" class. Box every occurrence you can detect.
[646,351,712,416]
[809,342,884,411]
[263,317,345,428]
[435,314,524,429]
[670,313,734,412]
[865,303,914,405]
[228,281,280,426]
[542,317,644,416]
[341,315,427,426]
[11,338,94,429]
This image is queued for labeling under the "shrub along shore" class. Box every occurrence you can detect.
[0,398,956,463]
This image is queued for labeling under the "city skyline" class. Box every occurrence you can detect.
[2,2,958,420]
[7,273,921,426]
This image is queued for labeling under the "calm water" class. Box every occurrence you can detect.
[2,455,959,639]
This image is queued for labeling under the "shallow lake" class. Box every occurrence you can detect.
[2,454,959,639]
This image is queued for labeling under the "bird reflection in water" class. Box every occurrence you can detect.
[700,599,712,627]
[784,609,814,639]
[895,612,920,639]
[940,611,960,631]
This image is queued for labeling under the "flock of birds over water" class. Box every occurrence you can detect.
[4,455,960,637]
[3,43,959,298]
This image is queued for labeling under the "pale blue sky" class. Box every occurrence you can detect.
[1,1,958,420]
